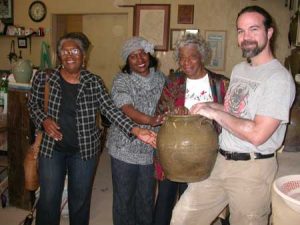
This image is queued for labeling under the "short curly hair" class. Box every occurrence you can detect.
[173,33,212,65]
[57,32,91,57]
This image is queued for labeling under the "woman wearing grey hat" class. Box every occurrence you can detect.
[106,36,166,225]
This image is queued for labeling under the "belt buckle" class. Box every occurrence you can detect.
[251,152,257,160]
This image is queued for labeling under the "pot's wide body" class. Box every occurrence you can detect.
[157,115,218,182]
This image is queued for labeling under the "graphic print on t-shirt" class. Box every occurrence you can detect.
[224,77,258,118]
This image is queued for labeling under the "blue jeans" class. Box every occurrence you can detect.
[111,157,155,225]
[154,179,187,225]
[36,150,99,225]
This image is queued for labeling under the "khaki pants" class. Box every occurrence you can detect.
[170,154,277,225]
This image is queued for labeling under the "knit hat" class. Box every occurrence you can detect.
[121,36,155,61]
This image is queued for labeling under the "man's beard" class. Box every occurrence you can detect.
[241,40,267,59]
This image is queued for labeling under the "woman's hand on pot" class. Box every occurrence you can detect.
[131,127,157,148]
[148,114,165,127]
[173,106,189,115]
[43,118,63,141]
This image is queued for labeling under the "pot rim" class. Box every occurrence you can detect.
[166,114,202,119]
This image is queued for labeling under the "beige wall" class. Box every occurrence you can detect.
[83,14,128,89]
[0,0,291,89]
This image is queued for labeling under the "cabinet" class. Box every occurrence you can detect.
[7,88,34,209]
[284,84,300,152]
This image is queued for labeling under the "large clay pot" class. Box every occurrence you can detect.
[157,115,218,182]
[12,59,33,83]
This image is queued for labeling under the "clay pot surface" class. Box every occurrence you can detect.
[157,115,218,182]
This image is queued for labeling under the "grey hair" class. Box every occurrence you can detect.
[173,33,212,65]
[57,32,91,57]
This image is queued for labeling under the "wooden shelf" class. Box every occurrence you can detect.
[0,34,44,38]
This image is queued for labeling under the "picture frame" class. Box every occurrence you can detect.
[205,30,226,71]
[0,0,13,25]
[289,0,294,10]
[18,37,27,48]
[290,0,299,10]
[133,4,170,51]
[170,29,199,50]
[177,5,194,24]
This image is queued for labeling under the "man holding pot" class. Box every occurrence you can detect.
[171,5,296,225]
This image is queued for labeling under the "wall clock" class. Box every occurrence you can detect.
[28,1,47,22]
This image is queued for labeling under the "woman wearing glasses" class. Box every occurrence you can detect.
[28,32,157,225]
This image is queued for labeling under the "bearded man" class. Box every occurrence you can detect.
[170,5,296,225]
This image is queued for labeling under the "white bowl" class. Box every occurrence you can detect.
[273,174,300,213]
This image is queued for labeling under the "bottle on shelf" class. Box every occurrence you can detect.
[0,75,9,114]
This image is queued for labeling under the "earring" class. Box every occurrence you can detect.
[61,64,65,69]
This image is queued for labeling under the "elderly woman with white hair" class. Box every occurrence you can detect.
[106,36,165,225]
[154,33,230,225]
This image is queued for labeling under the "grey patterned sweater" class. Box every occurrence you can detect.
[106,68,165,165]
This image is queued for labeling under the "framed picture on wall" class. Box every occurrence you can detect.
[290,0,299,10]
[0,0,13,25]
[177,5,194,24]
[170,29,185,50]
[133,4,171,51]
[205,30,226,71]
[289,0,300,16]
[170,29,199,50]
[18,37,27,48]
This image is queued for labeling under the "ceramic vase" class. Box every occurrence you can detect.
[12,59,33,83]
[157,115,218,182]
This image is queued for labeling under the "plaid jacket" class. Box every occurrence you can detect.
[28,67,135,160]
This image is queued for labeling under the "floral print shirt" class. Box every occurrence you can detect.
[157,69,229,114]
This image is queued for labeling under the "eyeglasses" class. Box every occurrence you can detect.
[60,48,81,57]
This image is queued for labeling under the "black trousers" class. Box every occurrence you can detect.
[153,179,188,225]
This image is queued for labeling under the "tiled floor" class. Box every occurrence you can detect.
[0,150,300,225]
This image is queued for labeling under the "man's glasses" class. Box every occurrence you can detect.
[60,48,81,57]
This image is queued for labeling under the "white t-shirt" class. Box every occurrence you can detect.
[184,74,213,110]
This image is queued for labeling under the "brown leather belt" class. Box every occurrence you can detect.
[219,149,274,161]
